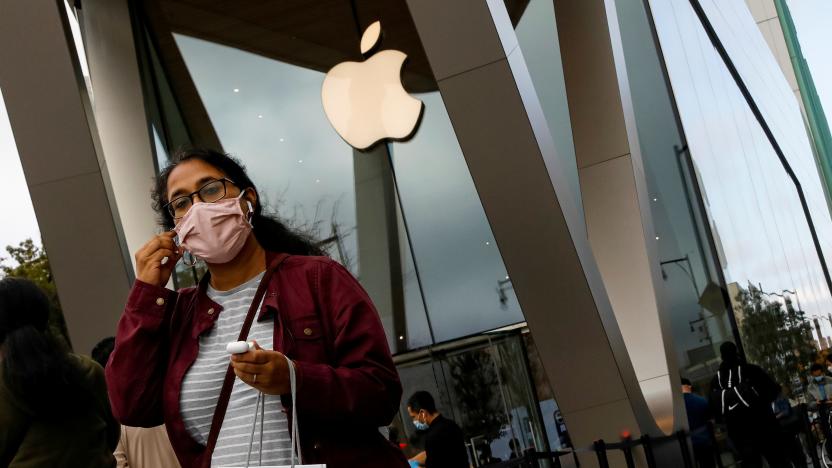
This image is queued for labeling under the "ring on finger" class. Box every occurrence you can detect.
[253,373,258,383]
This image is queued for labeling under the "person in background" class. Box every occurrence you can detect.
[709,342,786,468]
[477,444,501,466]
[809,363,832,404]
[681,378,715,468]
[0,277,119,467]
[92,337,180,468]
[772,386,807,468]
[407,391,468,468]
[825,354,832,378]
[808,363,832,462]
[508,438,522,460]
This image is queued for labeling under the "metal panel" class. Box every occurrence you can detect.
[0,0,132,355]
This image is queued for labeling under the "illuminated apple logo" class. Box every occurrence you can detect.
[321,21,424,150]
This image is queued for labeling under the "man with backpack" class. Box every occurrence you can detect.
[709,342,788,467]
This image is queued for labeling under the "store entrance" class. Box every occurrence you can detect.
[390,331,564,466]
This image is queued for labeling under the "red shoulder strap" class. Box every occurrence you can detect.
[201,253,290,466]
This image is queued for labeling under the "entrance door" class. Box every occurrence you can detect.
[393,333,550,466]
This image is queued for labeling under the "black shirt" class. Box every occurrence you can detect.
[424,415,469,468]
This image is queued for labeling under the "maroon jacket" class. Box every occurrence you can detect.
[105,253,408,468]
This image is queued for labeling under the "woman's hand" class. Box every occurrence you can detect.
[231,341,291,395]
[135,232,182,287]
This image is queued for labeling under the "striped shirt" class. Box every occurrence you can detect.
[180,271,292,466]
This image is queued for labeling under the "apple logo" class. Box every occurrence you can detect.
[321,21,424,150]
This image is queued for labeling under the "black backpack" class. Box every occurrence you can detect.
[715,365,764,415]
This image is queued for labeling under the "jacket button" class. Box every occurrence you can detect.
[156,297,165,306]
[303,328,313,336]
[207,308,215,315]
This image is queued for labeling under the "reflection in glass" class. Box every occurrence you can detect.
[391,93,523,342]
[649,0,832,381]
[394,333,551,466]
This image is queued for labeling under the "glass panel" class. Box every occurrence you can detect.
[611,0,736,385]
[397,198,433,350]
[152,125,168,171]
[524,333,572,450]
[649,0,832,393]
[390,93,524,342]
[491,336,550,457]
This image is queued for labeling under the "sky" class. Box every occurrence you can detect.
[789,0,832,120]
[0,89,40,259]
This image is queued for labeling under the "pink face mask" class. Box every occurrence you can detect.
[174,192,253,264]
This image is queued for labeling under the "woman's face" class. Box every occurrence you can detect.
[166,159,254,224]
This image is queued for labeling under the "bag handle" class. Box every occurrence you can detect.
[202,253,290,467]
[244,356,301,468]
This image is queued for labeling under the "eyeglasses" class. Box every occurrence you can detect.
[165,178,236,220]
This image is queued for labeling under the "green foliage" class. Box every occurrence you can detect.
[0,238,71,349]
[446,348,505,444]
[735,284,816,391]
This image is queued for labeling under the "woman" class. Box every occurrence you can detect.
[0,277,119,467]
[106,148,408,467]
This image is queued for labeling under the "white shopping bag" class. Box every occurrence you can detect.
[219,357,326,468]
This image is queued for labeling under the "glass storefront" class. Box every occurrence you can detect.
[612,0,738,388]
[642,0,832,435]
[124,0,569,464]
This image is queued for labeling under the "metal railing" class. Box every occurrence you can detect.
[487,430,694,468]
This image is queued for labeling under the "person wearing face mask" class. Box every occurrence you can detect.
[809,363,832,463]
[105,148,408,468]
[809,363,832,404]
[406,391,468,468]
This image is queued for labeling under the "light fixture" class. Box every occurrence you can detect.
[653,198,658,202]
[315,179,321,183]
[298,159,303,164]
[398,335,404,340]
[505,275,510,280]
[279,138,285,142]
[655,236,660,240]
[233,88,240,93]
[257,115,263,119]
[485,241,491,246]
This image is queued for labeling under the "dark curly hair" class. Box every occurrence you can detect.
[152,148,324,256]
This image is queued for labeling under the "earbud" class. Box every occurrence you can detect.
[226,341,255,355]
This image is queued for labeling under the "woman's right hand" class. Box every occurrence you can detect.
[135,231,182,287]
